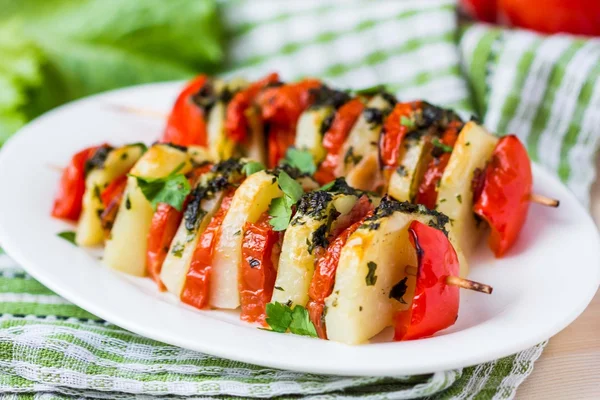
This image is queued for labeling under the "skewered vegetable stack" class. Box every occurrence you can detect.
[51,73,555,344]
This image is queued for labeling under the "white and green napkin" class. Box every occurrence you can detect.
[1,0,599,398]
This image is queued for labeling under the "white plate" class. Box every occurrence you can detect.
[0,82,598,376]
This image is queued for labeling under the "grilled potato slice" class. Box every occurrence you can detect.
[160,189,224,295]
[103,145,191,276]
[325,200,449,344]
[76,144,145,246]
[388,136,433,202]
[206,101,236,161]
[210,170,282,309]
[436,122,497,276]
[294,107,335,163]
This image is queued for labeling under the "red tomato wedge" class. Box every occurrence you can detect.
[379,101,422,170]
[267,124,296,168]
[414,120,462,209]
[162,75,209,146]
[239,212,280,324]
[307,198,373,339]
[146,164,213,291]
[180,190,235,309]
[51,145,105,221]
[314,98,365,185]
[226,73,280,143]
[394,220,460,341]
[473,135,533,257]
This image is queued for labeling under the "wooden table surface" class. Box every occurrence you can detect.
[518,157,600,399]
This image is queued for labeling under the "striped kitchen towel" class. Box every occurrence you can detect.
[3,0,600,399]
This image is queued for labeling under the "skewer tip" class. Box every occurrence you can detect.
[530,193,560,208]
[446,276,493,295]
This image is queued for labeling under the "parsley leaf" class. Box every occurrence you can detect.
[130,163,191,211]
[400,116,416,129]
[265,302,293,333]
[242,161,265,176]
[264,302,318,337]
[432,138,453,153]
[353,84,387,96]
[283,148,316,175]
[268,170,304,231]
[57,231,77,245]
[319,181,335,191]
[278,170,303,202]
[389,277,408,304]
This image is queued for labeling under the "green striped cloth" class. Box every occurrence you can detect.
[1,0,599,398]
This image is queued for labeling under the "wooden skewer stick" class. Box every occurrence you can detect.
[404,266,493,294]
[106,104,169,119]
[530,193,560,208]
[46,163,65,173]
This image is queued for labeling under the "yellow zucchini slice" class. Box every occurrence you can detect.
[436,122,498,277]
[103,145,191,276]
[294,107,335,163]
[325,200,449,344]
[76,144,145,246]
[210,170,282,309]
[271,190,359,307]
[388,136,433,202]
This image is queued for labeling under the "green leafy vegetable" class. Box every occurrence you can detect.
[366,261,378,286]
[400,116,416,129]
[268,170,304,231]
[283,148,316,175]
[0,0,225,144]
[57,231,77,245]
[432,138,453,153]
[319,181,335,191]
[130,163,191,211]
[242,161,265,176]
[265,302,318,337]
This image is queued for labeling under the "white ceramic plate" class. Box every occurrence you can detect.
[0,82,598,376]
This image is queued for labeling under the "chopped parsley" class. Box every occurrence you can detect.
[389,277,408,304]
[125,195,132,210]
[456,194,462,204]
[274,286,284,291]
[129,163,191,211]
[268,170,304,231]
[396,165,407,177]
[400,116,416,129]
[171,242,185,258]
[353,84,387,96]
[283,148,316,175]
[57,231,77,245]
[242,161,266,176]
[366,261,378,286]
[432,138,453,153]
[319,181,335,191]
[264,302,318,337]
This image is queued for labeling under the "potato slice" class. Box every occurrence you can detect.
[160,190,224,296]
[210,170,282,309]
[337,95,395,190]
[294,107,335,163]
[243,106,267,165]
[76,144,145,246]
[271,191,359,307]
[206,101,236,161]
[103,145,191,276]
[187,146,216,165]
[325,200,448,344]
[388,136,433,202]
[436,122,497,276]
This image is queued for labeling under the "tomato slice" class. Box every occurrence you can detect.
[379,101,422,170]
[267,124,296,168]
[226,73,280,143]
[394,220,460,341]
[239,212,281,324]
[307,197,373,339]
[162,75,209,146]
[473,135,533,257]
[180,190,235,309]
[414,120,462,209]
[314,98,365,185]
[99,175,128,235]
[51,145,105,221]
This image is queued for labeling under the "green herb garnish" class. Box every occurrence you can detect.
[432,138,453,153]
[366,261,378,286]
[353,84,387,96]
[129,163,191,211]
[265,302,318,337]
[268,170,304,231]
[400,116,416,129]
[456,194,462,204]
[242,161,266,176]
[57,231,77,245]
[389,277,408,304]
[283,148,316,175]
[319,181,335,191]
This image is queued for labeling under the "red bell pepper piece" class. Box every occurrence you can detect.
[239,212,281,324]
[162,75,209,146]
[394,220,460,341]
[51,145,105,221]
[414,120,462,209]
[307,197,374,339]
[314,98,365,185]
[379,101,422,170]
[225,72,280,143]
[180,190,235,309]
[266,124,296,168]
[146,164,213,291]
[473,135,533,257]
[99,175,128,235]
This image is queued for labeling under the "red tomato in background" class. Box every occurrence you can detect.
[498,0,600,36]
[461,0,497,23]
